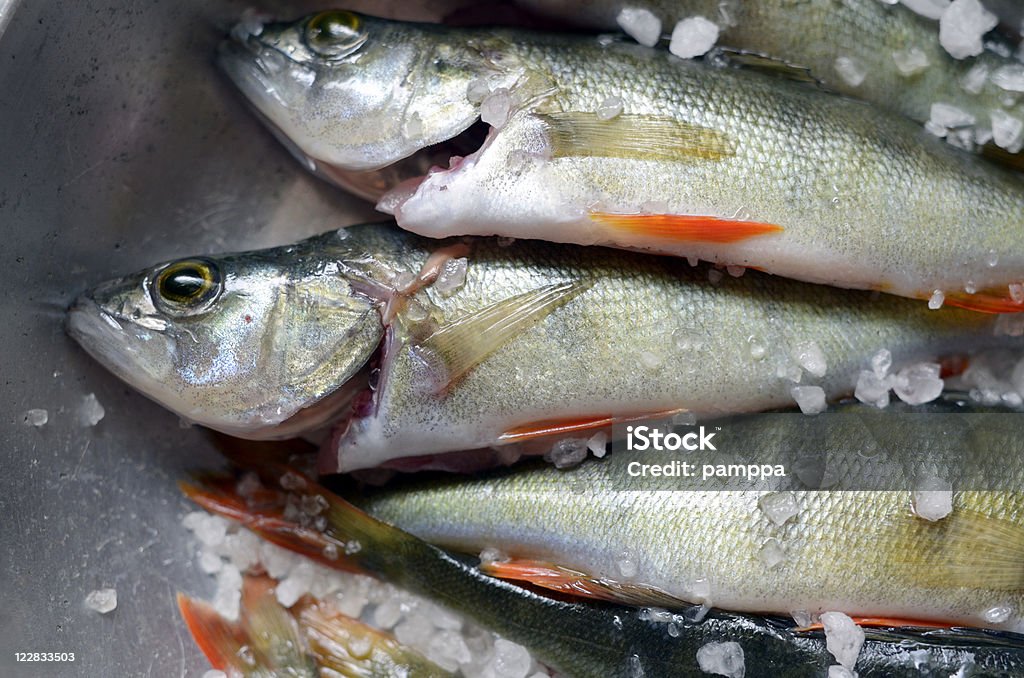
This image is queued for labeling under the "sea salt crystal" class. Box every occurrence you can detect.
[394,612,435,648]
[374,596,406,629]
[639,351,663,370]
[791,386,827,415]
[990,64,1024,92]
[792,340,827,378]
[758,538,785,569]
[1010,283,1024,304]
[545,438,589,469]
[871,349,892,378]
[275,562,314,607]
[435,257,468,296]
[928,290,945,309]
[893,363,944,405]
[22,408,48,427]
[198,549,223,574]
[790,610,814,627]
[695,641,745,678]
[194,514,229,547]
[892,47,929,76]
[828,666,856,678]
[79,393,105,427]
[213,564,242,620]
[260,540,298,579]
[913,475,953,521]
[962,62,990,94]
[587,431,608,458]
[640,607,675,623]
[902,0,951,20]
[820,611,865,669]
[480,88,513,129]
[708,269,724,284]
[616,8,662,47]
[202,671,227,678]
[726,265,745,278]
[480,547,509,564]
[759,491,800,526]
[491,638,533,678]
[855,370,892,408]
[669,17,720,59]
[85,588,117,614]
[983,605,1012,624]
[995,111,1024,152]
[596,96,624,120]
[939,0,997,60]
[834,56,867,87]
[428,630,473,672]
[930,103,976,129]
[987,249,999,267]
[746,337,766,361]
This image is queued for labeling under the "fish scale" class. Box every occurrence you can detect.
[221,11,1024,308]
[358,406,1024,629]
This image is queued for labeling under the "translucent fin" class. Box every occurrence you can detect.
[591,211,783,243]
[296,600,453,677]
[797,616,952,632]
[479,558,688,608]
[176,593,246,672]
[901,508,1024,591]
[944,287,1024,314]
[499,408,683,442]
[542,112,734,162]
[240,577,316,674]
[712,48,821,85]
[415,281,592,391]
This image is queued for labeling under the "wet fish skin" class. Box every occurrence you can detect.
[358,402,1024,630]
[218,11,501,172]
[65,229,396,438]
[186,462,1024,677]
[328,225,1018,471]
[68,223,1023,468]
[515,0,1021,133]
[222,11,1024,306]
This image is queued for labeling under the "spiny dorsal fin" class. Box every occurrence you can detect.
[541,112,734,162]
[414,280,593,391]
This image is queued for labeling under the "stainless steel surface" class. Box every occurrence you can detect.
[1,2,1020,677]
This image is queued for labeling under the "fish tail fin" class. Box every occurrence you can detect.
[179,574,448,677]
[943,286,1024,314]
[176,592,248,673]
[179,468,424,582]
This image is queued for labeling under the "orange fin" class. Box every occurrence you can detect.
[591,212,783,244]
[944,287,1024,314]
[177,593,246,671]
[499,409,683,443]
[797,616,954,632]
[480,558,688,608]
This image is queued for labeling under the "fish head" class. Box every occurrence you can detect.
[219,10,489,171]
[66,233,387,438]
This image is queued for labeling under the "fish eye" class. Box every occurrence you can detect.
[304,11,367,59]
[152,258,222,315]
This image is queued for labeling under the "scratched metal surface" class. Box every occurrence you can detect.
[1,1,1021,676]
[0,1,465,676]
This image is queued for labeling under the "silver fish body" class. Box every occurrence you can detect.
[221,11,1024,310]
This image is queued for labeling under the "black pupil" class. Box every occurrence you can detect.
[162,267,207,301]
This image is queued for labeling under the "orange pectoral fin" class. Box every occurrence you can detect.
[480,558,689,608]
[591,211,783,244]
[944,286,1024,314]
[796,616,954,632]
[499,409,684,443]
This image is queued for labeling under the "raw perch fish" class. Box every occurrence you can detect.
[67,223,1023,472]
[180,461,1024,677]
[219,11,1024,311]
